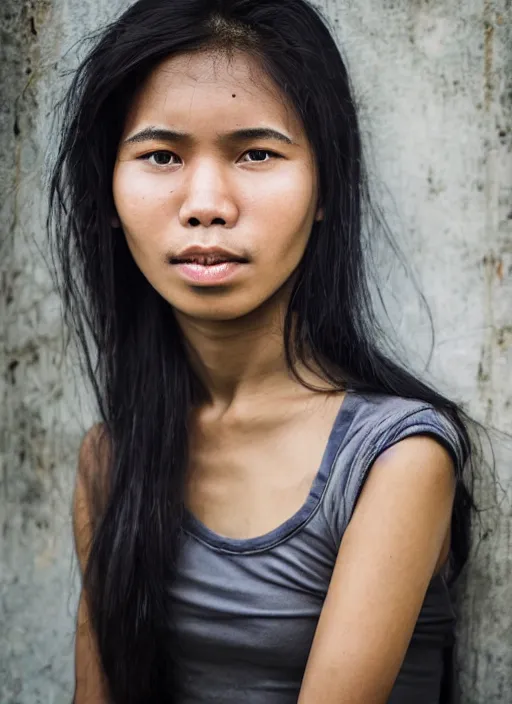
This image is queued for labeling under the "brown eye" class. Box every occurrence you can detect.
[140,151,180,166]
[242,149,280,163]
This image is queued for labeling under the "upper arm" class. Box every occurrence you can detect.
[73,423,110,571]
[298,435,456,704]
[73,425,110,704]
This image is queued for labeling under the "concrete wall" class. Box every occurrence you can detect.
[1,0,510,702]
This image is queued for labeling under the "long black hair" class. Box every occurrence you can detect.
[48,1,480,701]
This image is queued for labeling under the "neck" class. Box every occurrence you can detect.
[174,294,330,416]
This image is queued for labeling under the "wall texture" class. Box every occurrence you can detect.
[1,1,511,702]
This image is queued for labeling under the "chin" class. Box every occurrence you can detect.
[169,293,277,324]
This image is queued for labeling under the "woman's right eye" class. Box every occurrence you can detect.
[139,151,180,167]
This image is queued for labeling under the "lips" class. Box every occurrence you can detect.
[173,254,240,266]
[170,247,248,266]
[173,259,245,285]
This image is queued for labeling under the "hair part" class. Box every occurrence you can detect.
[206,13,260,45]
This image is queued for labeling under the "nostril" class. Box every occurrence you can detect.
[189,217,201,227]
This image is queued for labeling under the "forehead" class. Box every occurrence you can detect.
[123,49,303,137]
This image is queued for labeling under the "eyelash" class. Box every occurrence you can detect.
[138,149,281,167]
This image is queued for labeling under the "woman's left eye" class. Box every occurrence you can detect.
[241,149,280,163]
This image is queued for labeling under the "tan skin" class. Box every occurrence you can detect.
[73,49,454,703]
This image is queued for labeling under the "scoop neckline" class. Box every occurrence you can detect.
[183,390,358,554]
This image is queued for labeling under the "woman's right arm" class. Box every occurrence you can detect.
[73,427,110,704]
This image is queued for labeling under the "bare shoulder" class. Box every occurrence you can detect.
[355,434,456,533]
[369,434,456,494]
[78,423,111,483]
[73,423,111,574]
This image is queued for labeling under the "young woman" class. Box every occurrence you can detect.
[48,1,478,702]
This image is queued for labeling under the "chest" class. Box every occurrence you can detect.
[185,393,345,540]
[173,531,333,684]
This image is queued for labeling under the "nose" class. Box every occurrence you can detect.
[178,161,239,229]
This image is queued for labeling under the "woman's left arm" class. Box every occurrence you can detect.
[298,435,456,704]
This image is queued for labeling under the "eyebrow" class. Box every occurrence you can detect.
[123,126,295,146]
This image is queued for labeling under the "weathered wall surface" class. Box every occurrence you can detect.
[1,0,510,702]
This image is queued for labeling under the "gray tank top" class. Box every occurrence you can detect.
[172,391,465,703]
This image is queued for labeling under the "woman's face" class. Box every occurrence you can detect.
[113,50,322,322]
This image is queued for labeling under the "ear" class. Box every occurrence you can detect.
[315,206,324,222]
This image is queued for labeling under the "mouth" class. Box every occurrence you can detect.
[170,257,248,286]
[170,254,247,266]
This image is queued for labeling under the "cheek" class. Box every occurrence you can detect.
[113,164,171,251]
[250,169,316,264]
